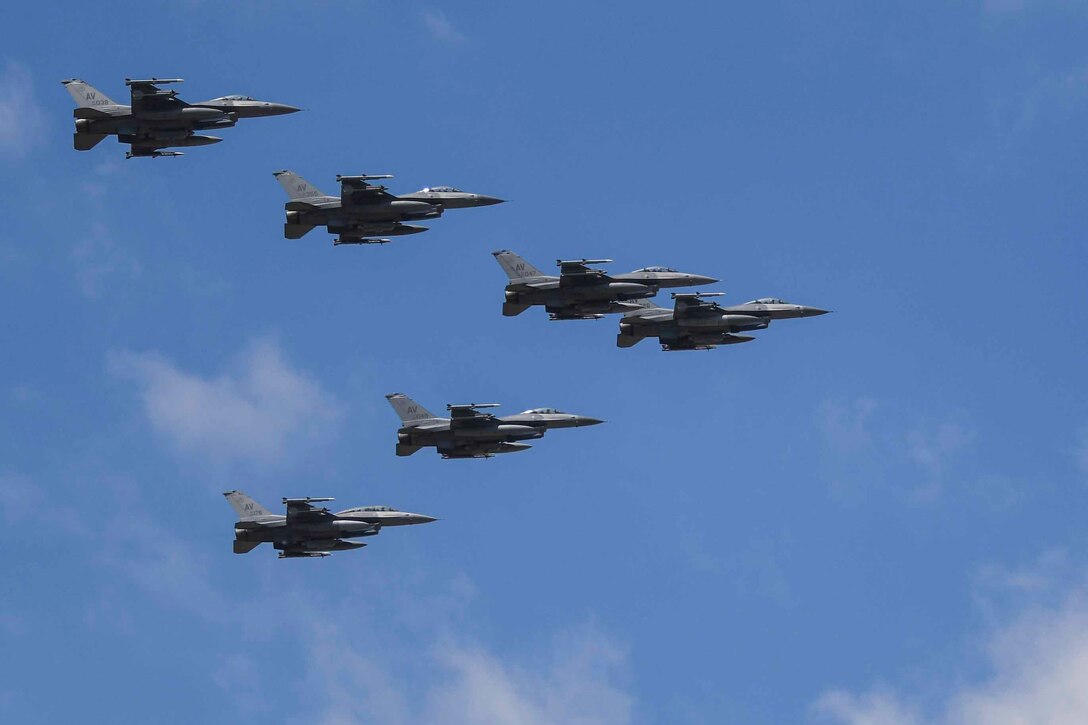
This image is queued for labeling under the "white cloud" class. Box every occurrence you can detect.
[0,60,46,157]
[422,8,467,44]
[303,623,633,725]
[813,575,1088,725]
[819,397,978,500]
[109,339,342,465]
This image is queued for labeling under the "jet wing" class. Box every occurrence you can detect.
[557,260,613,288]
[127,78,188,116]
[447,403,499,429]
[672,294,724,319]
[339,177,397,207]
[283,497,336,524]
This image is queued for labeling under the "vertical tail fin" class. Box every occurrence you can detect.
[385,393,438,423]
[493,250,546,281]
[273,170,326,200]
[61,79,119,109]
[223,490,274,519]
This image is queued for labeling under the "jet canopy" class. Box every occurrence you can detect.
[634,266,677,273]
[521,407,564,414]
[342,505,398,513]
[210,95,256,101]
[747,297,788,304]
[420,186,461,193]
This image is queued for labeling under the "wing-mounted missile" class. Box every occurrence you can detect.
[338,174,396,205]
[670,292,725,299]
[447,403,501,411]
[333,237,391,245]
[557,258,613,277]
[447,402,502,425]
[671,291,726,316]
[557,258,613,267]
[282,497,335,505]
[126,150,185,159]
[337,174,393,191]
[126,78,185,106]
[125,78,185,86]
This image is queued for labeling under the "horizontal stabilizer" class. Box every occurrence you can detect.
[73,107,111,119]
[74,132,108,151]
[285,200,322,212]
[285,223,315,239]
[502,301,531,317]
[617,333,645,348]
[396,443,423,457]
[233,540,261,554]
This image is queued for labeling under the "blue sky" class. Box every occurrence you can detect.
[2,1,1088,723]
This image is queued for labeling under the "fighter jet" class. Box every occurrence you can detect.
[223,490,435,559]
[62,78,300,158]
[493,250,718,320]
[386,393,603,459]
[617,292,830,351]
[273,171,505,245]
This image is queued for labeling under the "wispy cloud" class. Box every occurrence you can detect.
[0,60,46,157]
[108,338,342,466]
[818,397,976,501]
[303,622,633,725]
[421,8,467,44]
[813,561,1088,725]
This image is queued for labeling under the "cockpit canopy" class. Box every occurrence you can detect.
[748,297,788,305]
[343,505,397,513]
[211,95,256,102]
[635,266,677,273]
[421,186,462,193]
[522,407,563,415]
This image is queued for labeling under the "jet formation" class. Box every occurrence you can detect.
[493,250,717,319]
[224,491,435,558]
[62,78,300,158]
[386,393,603,459]
[618,292,830,351]
[274,171,504,245]
[60,74,835,558]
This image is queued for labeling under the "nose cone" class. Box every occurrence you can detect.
[801,306,831,317]
[409,514,438,525]
[687,274,719,286]
[472,194,505,206]
[574,416,605,427]
[262,102,302,116]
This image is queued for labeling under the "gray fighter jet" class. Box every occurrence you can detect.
[617,292,830,351]
[273,171,504,245]
[62,78,300,158]
[224,490,435,558]
[493,250,718,320]
[386,393,603,459]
